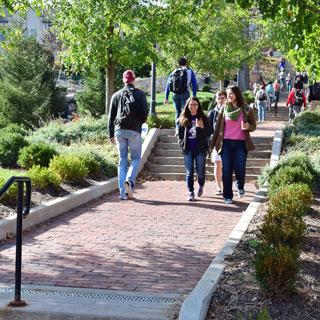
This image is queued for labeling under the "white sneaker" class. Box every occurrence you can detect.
[224,198,233,204]
[215,188,222,195]
[124,181,133,198]
[238,189,245,198]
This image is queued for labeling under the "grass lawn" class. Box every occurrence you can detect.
[147,91,214,117]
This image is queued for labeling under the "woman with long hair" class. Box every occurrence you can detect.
[178,97,210,201]
[209,86,256,204]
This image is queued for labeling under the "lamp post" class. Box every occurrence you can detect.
[150,60,156,116]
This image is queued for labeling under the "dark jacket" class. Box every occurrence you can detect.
[209,105,256,153]
[108,84,148,138]
[207,105,222,136]
[178,116,210,154]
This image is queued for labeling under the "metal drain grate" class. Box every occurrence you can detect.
[0,287,181,304]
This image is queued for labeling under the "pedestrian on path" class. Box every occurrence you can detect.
[108,70,148,200]
[308,81,320,111]
[273,79,281,109]
[255,84,270,123]
[178,97,210,201]
[209,86,256,204]
[208,90,227,195]
[286,82,307,122]
[164,57,198,135]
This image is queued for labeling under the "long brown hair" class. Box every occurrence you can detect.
[226,86,245,109]
[179,97,207,127]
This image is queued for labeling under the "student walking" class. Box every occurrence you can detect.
[255,84,270,123]
[208,90,226,195]
[308,81,320,111]
[273,79,281,109]
[286,82,307,122]
[164,57,197,135]
[108,70,148,200]
[209,86,256,204]
[178,97,210,201]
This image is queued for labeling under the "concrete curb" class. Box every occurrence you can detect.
[0,128,160,241]
[178,129,284,320]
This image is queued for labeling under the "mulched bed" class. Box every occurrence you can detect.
[207,189,320,320]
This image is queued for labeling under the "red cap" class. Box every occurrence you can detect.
[123,70,136,84]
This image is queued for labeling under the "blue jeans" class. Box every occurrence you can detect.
[173,91,190,130]
[257,101,266,122]
[221,140,247,200]
[115,129,142,198]
[183,150,206,192]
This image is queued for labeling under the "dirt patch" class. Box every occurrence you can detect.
[207,191,320,320]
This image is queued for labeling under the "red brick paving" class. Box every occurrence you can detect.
[0,180,257,294]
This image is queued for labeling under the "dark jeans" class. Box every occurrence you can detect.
[289,104,302,121]
[173,91,190,130]
[274,91,280,107]
[221,139,247,200]
[183,150,206,193]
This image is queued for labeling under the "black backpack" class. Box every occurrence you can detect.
[117,87,136,124]
[257,90,266,101]
[169,68,188,94]
[294,89,304,106]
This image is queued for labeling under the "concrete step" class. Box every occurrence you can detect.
[158,135,274,144]
[153,149,271,159]
[150,172,259,182]
[149,156,269,167]
[148,164,263,175]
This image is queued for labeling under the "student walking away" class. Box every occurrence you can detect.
[208,91,227,195]
[286,73,292,92]
[279,68,286,90]
[178,97,210,201]
[308,81,320,111]
[209,86,256,204]
[273,79,281,109]
[255,84,270,123]
[108,70,148,200]
[266,81,275,109]
[164,57,197,135]
[286,82,307,122]
[294,73,304,90]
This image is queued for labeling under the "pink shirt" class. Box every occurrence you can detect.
[224,112,246,140]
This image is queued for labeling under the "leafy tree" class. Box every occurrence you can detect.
[0,35,52,128]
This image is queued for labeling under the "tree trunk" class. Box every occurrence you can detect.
[243,63,250,91]
[105,61,115,116]
[219,80,223,90]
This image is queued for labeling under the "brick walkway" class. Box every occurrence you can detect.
[0,181,257,295]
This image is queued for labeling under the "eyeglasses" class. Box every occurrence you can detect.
[189,103,198,106]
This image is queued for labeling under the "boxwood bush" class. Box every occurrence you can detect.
[27,166,62,191]
[0,177,17,205]
[49,155,88,182]
[18,143,58,169]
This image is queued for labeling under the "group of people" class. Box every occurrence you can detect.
[108,57,257,204]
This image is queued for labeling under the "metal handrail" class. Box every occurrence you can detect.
[0,176,32,307]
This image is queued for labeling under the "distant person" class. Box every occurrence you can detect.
[108,70,148,200]
[224,79,230,88]
[286,73,292,92]
[266,81,275,107]
[209,86,256,204]
[286,82,307,122]
[255,84,270,123]
[278,57,286,71]
[273,79,281,109]
[279,68,286,90]
[208,90,227,195]
[308,81,320,111]
[164,57,197,135]
[268,48,273,57]
[178,97,210,201]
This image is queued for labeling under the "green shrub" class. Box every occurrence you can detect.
[28,116,108,145]
[0,130,28,167]
[268,166,314,196]
[311,150,320,178]
[255,244,300,297]
[101,158,117,178]
[79,155,100,177]
[147,114,175,129]
[199,98,214,111]
[0,177,17,205]
[49,155,88,182]
[259,151,317,187]
[201,84,212,92]
[18,143,58,169]
[27,165,61,191]
[243,90,255,104]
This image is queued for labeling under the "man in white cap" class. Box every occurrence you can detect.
[108,70,148,200]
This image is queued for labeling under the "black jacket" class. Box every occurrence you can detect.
[108,84,148,138]
[178,116,210,154]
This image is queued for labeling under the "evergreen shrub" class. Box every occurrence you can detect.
[27,166,61,191]
[49,155,87,182]
[0,177,17,205]
[18,143,58,169]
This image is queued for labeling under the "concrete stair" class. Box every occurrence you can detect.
[145,128,274,182]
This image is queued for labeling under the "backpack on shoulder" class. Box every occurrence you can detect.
[117,87,136,124]
[293,89,304,106]
[258,90,266,101]
[169,68,188,94]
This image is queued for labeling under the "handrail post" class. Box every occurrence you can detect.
[8,180,27,307]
